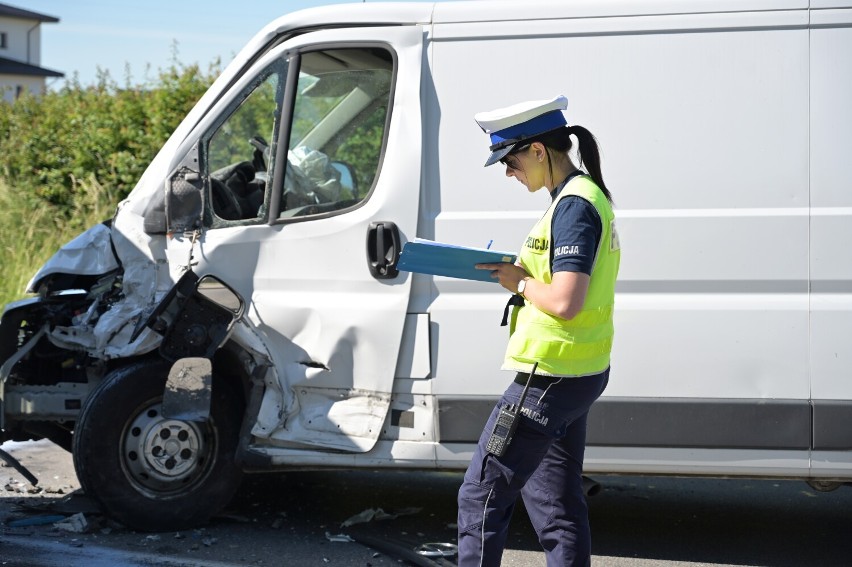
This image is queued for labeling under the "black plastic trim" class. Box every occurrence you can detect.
[437,396,813,449]
[586,397,811,449]
[437,399,495,443]
[812,400,852,450]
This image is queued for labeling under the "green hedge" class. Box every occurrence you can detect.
[0,63,218,305]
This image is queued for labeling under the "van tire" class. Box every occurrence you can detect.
[72,358,244,531]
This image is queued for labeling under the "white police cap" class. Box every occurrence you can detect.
[475,95,568,166]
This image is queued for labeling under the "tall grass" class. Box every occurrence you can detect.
[0,176,118,306]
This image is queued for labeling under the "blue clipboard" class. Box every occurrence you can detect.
[396,239,517,283]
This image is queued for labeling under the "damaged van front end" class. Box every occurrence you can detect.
[0,206,262,531]
[0,4,428,531]
[0,221,159,450]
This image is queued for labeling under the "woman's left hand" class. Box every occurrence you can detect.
[475,262,529,293]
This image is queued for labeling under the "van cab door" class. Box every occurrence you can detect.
[161,25,423,452]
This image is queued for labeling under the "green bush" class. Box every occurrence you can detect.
[0,62,218,213]
[0,62,219,305]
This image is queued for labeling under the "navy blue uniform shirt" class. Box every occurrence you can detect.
[549,173,602,276]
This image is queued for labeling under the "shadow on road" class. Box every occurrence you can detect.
[588,476,852,567]
[4,446,852,567]
[229,470,852,566]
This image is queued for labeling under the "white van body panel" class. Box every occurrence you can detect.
[808,7,852,473]
[427,6,811,411]
[809,9,852,400]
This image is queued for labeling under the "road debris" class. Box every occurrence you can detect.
[414,542,458,558]
[213,512,251,523]
[325,531,355,542]
[0,446,39,486]
[340,506,421,527]
[54,512,90,533]
[6,514,66,527]
[271,515,286,529]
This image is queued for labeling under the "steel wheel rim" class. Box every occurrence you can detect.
[121,401,213,496]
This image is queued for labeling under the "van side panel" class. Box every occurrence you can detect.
[428,8,811,458]
[809,7,852,474]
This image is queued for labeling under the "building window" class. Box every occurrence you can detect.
[0,32,7,49]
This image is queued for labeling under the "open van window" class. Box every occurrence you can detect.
[279,47,393,218]
[204,67,283,225]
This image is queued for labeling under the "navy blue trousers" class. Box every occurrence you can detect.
[457,368,609,567]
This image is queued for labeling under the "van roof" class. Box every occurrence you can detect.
[255,0,812,40]
[241,0,809,60]
[264,0,808,33]
[432,0,808,23]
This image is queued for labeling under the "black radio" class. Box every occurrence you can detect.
[485,362,537,457]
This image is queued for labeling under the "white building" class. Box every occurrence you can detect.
[0,2,62,103]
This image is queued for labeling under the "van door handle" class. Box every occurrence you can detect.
[367,221,400,280]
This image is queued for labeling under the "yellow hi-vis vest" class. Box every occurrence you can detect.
[503,175,620,377]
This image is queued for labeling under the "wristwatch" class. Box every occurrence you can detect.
[517,276,531,297]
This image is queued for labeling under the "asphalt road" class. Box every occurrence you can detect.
[2,441,852,566]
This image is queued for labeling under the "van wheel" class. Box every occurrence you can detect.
[72,359,244,531]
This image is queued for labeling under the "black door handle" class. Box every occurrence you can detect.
[367,221,400,280]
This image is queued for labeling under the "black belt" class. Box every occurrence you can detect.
[514,371,560,389]
[501,294,525,326]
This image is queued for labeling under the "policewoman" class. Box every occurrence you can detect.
[457,95,620,567]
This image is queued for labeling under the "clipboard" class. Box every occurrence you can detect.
[396,238,517,283]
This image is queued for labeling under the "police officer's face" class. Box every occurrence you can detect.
[502,144,546,192]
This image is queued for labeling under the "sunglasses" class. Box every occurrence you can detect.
[499,144,531,169]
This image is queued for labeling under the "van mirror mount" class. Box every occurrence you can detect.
[130,271,245,361]
[165,143,204,234]
[196,275,244,315]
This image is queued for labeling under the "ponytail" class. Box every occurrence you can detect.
[535,125,613,203]
[567,125,612,203]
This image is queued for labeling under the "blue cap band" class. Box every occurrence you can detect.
[488,110,567,149]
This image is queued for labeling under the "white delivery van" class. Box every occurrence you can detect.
[1,0,850,531]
